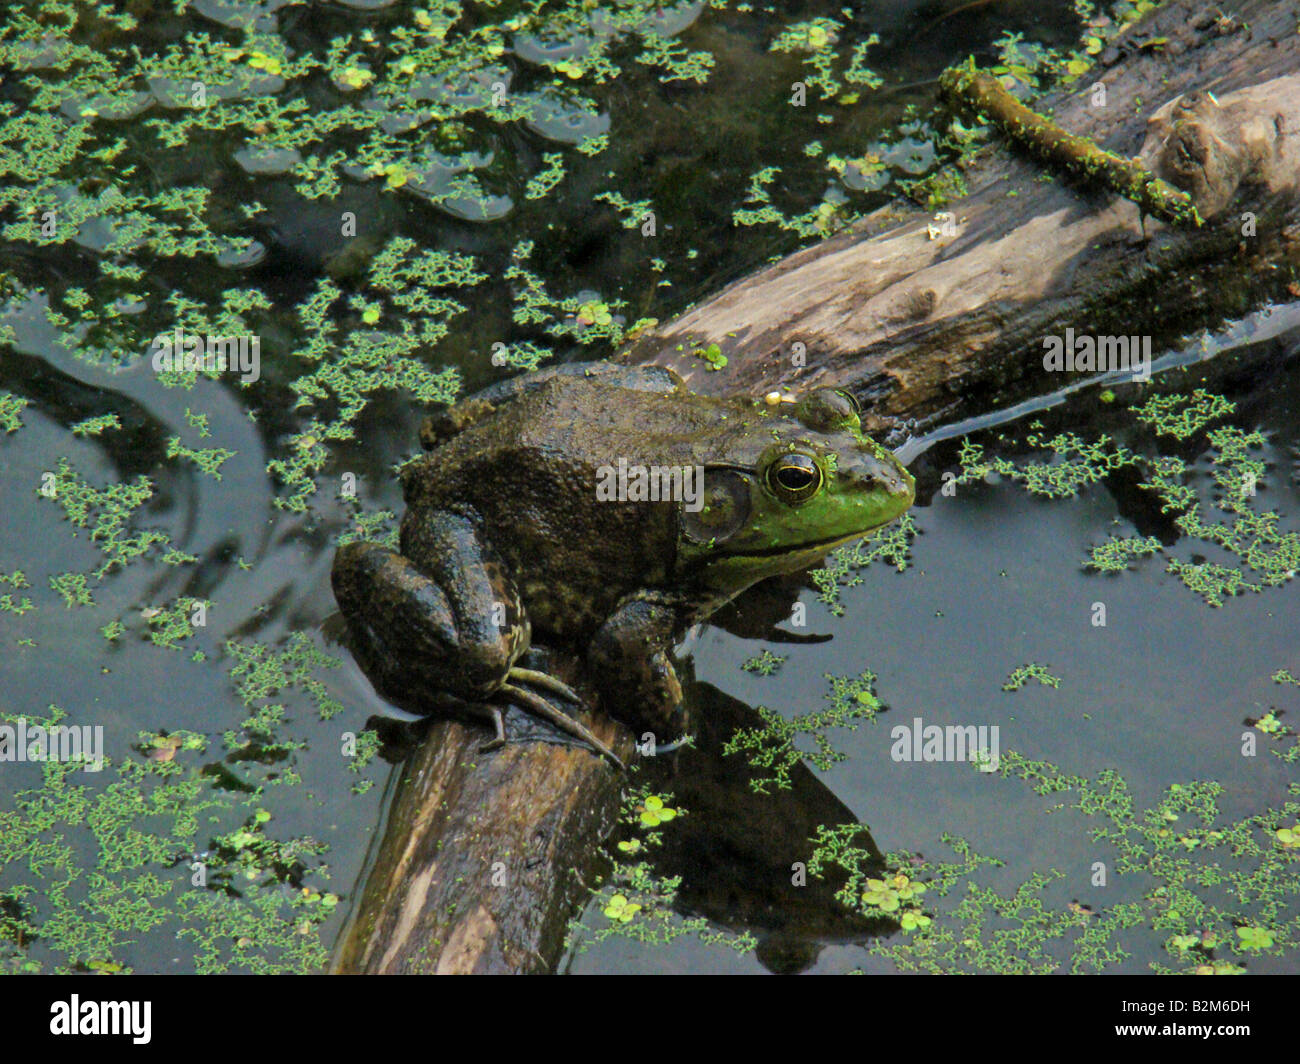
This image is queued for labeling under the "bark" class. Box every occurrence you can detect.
[333,0,1300,975]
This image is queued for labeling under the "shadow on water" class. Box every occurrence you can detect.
[642,677,897,974]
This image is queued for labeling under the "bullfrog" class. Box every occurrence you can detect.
[332,361,914,768]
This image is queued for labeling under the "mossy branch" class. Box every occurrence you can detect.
[939,65,1203,228]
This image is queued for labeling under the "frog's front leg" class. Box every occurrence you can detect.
[588,592,692,737]
[332,513,621,768]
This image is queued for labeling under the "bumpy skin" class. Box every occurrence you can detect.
[332,362,914,743]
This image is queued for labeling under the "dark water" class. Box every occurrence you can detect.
[6,0,1296,975]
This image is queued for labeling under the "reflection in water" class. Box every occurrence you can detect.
[642,678,895,974]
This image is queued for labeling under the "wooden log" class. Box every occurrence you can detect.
[618,0,1300,429]
[332,700,633,974]
[334,0,1300,975]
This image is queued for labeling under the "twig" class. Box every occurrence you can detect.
[939,63,1203,227]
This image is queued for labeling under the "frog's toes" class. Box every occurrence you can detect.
[498,683,624,770]
[507,666,582,704]
[476,705,508,754]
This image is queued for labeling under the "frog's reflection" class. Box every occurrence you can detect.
[637,675,897,974]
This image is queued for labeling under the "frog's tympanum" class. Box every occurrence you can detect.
[332,362,914,768]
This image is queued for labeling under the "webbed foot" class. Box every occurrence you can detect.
[477,705,508,754]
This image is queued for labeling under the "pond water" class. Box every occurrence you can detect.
[3,0,1297,976]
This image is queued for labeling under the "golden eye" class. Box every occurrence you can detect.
[767,453,822,502]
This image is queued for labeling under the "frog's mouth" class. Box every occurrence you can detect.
[723,525,890,561]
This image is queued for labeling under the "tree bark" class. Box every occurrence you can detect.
[333,0,1300,975]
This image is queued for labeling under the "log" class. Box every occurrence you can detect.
[619,0,1300,428]
[332,704,632,974]
[333,0,1300,975]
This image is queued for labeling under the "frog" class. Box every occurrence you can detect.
[331,360,915,769]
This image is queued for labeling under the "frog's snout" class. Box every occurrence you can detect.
[888,464,916,503]
[842,447,915,504]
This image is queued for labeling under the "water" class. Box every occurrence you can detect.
[7,0,1295,975]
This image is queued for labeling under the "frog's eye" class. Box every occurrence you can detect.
[795,388,860,432]
[766,453,822,503]
[834,389,860,416]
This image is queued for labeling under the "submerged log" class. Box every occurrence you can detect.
[334,0,1300,975]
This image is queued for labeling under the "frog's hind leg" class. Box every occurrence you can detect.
[334,523,622,768]
[332,532,527,706]
[497,683,624,770]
